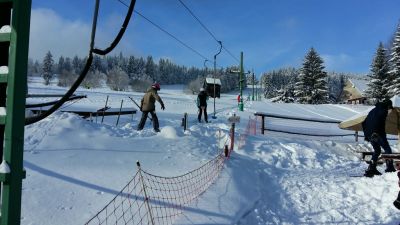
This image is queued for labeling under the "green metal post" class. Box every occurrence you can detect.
[0,1,31,225]
[238,52,244,111]
[252,69,255,101]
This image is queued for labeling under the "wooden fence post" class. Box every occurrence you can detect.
[355,131,358,142]
[230,123,235,151]
[101,95,109,124]
[261,115,265,135]
[116,99,123,126]
[136,161,155,225]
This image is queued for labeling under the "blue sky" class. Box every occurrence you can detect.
[29,0,400,76]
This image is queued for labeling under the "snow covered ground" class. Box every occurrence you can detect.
[20,78,400,225]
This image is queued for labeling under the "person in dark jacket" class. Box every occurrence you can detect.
[362,99,395,177]
[393,162,400,210]
[197,88,209,123]
[137,83,165,132]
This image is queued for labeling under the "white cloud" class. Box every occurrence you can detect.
[29,8,92,60]
[321,53,354,71]
[29,8,136,61]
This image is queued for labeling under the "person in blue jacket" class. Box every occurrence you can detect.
[362,99,396,177]
[197,88,209,123]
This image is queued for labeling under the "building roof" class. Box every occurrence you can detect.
[205,77,221,85]
[348,78,369,95]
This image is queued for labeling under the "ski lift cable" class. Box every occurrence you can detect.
[116,0,212,62]
[25,0,137,125]
[177,0,240,63]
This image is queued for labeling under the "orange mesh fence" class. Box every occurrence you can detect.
[85,152,226,225]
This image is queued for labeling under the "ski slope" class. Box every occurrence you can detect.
[21,79,400,225]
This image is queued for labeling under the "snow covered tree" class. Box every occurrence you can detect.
[57,56,65,75]
[58,70,78,87]
[81,70,104,89]
[365,42,389,102]
[271,85,295,103]
[388,24,400,96]
[72,55,82,74]
[294,48,328,104]
[145,56,157,82]
[107,67,129,91]
[42,51,54,85]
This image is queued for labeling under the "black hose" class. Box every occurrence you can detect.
[93,0,136,55]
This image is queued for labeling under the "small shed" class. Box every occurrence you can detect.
[204,77,221,98]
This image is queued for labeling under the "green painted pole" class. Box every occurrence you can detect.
[252,69,255,101]
[1,1,31,225]
[238,52,244,111]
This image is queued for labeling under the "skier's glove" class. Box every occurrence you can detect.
[161,103,165,110]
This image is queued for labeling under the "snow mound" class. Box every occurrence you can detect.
[159,126,179,139]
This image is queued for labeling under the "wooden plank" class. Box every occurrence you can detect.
[29,107,136,118]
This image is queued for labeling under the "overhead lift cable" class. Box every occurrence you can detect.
[177,0,240,63]
[25,0,137,125]
[116,0,212,62]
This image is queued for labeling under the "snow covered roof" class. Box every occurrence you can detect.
[205,77,221,85]
[348,78,368,95]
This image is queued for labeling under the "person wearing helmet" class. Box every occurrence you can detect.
[362,99,395,177]
[137,82,165,132]
[197,87,209,123]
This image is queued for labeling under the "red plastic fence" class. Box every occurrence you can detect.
[238,116,257,149]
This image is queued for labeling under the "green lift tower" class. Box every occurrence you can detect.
[0,0,31,225]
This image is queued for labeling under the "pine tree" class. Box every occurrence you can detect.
[57,56,65,75]
[365,42,389,102]
[388,24,400,96]
[294,47,328,104]
[145,56,157,82]
[127,56,135,79]
[42,51,54,85]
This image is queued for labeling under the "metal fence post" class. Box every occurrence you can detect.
[136,161,155,225]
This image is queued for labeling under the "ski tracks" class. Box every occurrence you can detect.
[24,113,62,153]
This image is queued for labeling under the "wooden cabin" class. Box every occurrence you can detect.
[204,77,221,98]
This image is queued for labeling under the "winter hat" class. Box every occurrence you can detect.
[383,99,393,109]
[200,87,205,92]
[152,82,160,90]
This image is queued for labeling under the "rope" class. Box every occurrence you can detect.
[85,152,226,225]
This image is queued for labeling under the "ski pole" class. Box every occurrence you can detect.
[128,96,152,121]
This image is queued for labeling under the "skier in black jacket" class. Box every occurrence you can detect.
[362,99,396,177]
[197,88,209,123]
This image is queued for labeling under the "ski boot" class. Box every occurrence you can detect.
[385,159,396,173]
[364,162,382,177]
